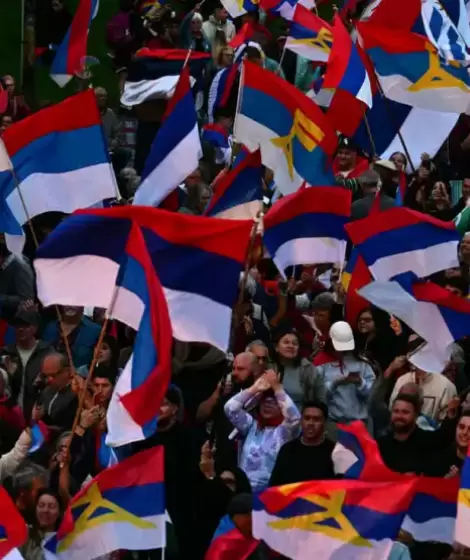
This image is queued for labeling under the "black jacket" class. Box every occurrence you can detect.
[39,384,78,431]
[0,256,35,321]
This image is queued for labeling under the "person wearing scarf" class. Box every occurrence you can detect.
[224,370,301,491]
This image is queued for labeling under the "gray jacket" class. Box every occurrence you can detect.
[279,358,327,405]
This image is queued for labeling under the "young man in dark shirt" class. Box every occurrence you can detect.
[269,401,335,486]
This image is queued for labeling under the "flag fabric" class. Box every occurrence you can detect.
[50,0,99,86]
[456,445,470,547]
[205,516,259,560]
[205,149,263,219]
[201,123,232,166]
[353,90,458,170]
[221,0,260,18]
[44,446,165,559]
[29,421,50,454]
[345,207,461,282]
[121,49,210,107]
[359,278,470,372]
[235,60,337,195]
[208,63,240,123]
[0,90,117,255]
[0,488,27,559]
[133,65,202,208]
[35,210,173,446]
[253,478,417,560]
[337,421,458,545]
[34,206,253,354]
[229,22,256,49]
[286,6,333,62]
[322,15,373,136]
[260,0,316,21]
[263,186,351,275]
[341,249,373,326]
[359,21,470,114]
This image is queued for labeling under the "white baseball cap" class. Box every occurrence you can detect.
[329,321,355,352]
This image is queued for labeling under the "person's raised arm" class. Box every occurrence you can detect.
[224,375,270,435]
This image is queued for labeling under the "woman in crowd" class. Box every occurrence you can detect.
[273,328,326,407]
[224,370,301,491]
[315,321,376,438]
[20,489,63,559]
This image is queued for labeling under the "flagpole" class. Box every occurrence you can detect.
[8,166,77,374]
[363,113,376,158]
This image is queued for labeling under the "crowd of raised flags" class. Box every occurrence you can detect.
[2,0,470,558]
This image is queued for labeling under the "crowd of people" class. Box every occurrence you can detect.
[1,0,470,560]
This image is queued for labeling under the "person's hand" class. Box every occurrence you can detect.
[193,2,201,11]
[31,404,44,422]
[264,369,280,391]
[71,375,85,395]
[445,465,460,478]
[218,376,233,396]
[18,299,37,312]
[243,316,253,336]
[199,441,216,479]
[389,316,402,335]
[80,406,101,429]
[343,372,360,385]
[446,396,461,420]
[384,356,407,378]
[250,374,271,394]
[421,152,431,161]
[333,281,346,303]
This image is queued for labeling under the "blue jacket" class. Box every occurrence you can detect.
[42,317,101,367]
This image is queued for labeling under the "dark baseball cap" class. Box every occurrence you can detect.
[12,309,40,327]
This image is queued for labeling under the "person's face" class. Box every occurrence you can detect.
[301,407,324,441]
[357,311,375,334]
[15,322,36,344]
[0,115,12,133]
[221,50,234,67]
[461,237,470,258]
[191,18,202,34]
[215,7,228,22]
[391,400,417,433]
[260,396,280,419]
[337,148,355,169]
[390,154,406,172]
[51,0,64,11]
[199,189,212,211]
[456,416,470,450]
[97,342,111,364]
[95,91,107,110]
[220,470,237,492]
[62,306,83,321]
[42,357,70,391]
[20,477,47,512]
[276,334,299,360]
[250,345,269,378]
[3,77,15,96]
[432,182,446,201]
[313,309,330,332]
[232,355,253,384]
[159,397,177,421]
[36,494,60,530]
[418,164,430,181]
[463,179,470,201]
[93,377,113,405]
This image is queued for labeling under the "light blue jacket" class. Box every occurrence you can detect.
[316,355,375,422]
[224,388,301,491]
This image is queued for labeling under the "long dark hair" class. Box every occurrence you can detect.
[30,489,64,543]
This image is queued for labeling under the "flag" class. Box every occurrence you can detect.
[264,186,351,275]
[29,421,50,454]
[208,64,240,123]
[341,249,373,326]
[345,207,461,281]
[121,49,210,108]
[133,66,202,208]
[286,6,333,62]
[359,21,470,114]
[235,60,337,195]
[260,0,316,21]
[44,447,165,559]
[0,90,117,255]
[456,444,470,547]
[50,0,99,86]
[359,277,470,373]
[229,22,256,49]
[34,206,254,354]
[205,149,263,219]
[221,0,259,18]
[322,15,373,136]
[205,516,259,560]
[338,421,458,545]
[353,91,458,169]
[0,488,27,559]
[253,478,417,560]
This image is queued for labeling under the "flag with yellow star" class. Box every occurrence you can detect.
[234,60,338,196]
[43,447,165,560]
[253,478,417,559]
[286,5,333,63]
[358,21,470,114]
[456,444,470,547]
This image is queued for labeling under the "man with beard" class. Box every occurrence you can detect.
[377,393,458,475]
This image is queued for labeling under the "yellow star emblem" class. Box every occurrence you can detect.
[237,0,259,11]
[271,109,325,180]
[407,43,470,93]
[459,488,470,508]
[267,489,372,548]
[290,28,333,55]
[58,483,157,552]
